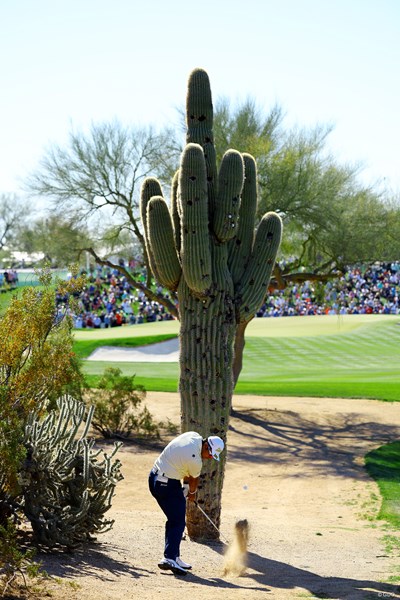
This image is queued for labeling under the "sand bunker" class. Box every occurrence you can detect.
[86,338,179,362]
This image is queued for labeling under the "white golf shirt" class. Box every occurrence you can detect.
[154,431,203,480]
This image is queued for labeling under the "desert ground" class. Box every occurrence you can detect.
[25,391,400,600]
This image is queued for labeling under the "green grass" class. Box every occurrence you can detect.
[79,315,400,401]
[365,442,400,528]
[0,270,69,315]
[73,319,180,340]
[0,289,18,313]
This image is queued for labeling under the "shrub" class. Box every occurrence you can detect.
[0,520,40,596]
[19,396,123,549]
[85,367,160,439]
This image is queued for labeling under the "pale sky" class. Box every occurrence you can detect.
[1,0,399,199]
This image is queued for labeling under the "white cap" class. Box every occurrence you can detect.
[207,436,224,461]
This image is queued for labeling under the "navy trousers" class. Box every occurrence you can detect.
[148,470,186,560]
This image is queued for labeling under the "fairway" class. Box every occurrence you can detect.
[79,314,400,401]
[74,313,396,340]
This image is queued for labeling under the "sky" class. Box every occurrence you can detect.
[1,0,399,201]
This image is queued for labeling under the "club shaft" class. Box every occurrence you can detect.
[194,501,228,542]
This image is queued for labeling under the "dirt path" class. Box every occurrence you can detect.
[36,394,400,600]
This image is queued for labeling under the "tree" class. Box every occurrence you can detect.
[26,120,180,284]
[17,215,93,267]
[210,99,399,279]
[0,194,30,251]
[140,68,282,540]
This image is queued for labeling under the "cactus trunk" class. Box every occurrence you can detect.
[179,271,234,537]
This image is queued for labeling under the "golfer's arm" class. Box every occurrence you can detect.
[184,476,199,494]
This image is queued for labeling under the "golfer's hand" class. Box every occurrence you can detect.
[187,491,197,502]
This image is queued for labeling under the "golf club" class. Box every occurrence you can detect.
[194,501,229,543]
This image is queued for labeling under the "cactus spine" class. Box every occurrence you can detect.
[141,68,282,539]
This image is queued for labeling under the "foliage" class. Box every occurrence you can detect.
[0,268,86,507]
[17,215,93,268]
[25,120,180,278]
[0,520,40,597]
[0,268,86,584]
[85,367,159,439]
[19,396,123,549]
[210,98,400,278]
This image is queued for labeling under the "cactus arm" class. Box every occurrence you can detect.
[170,170,182,253]
[179,143,212,295]
[147,196,182,291]
[140,177,164,283]
[237,212,283,322]
[186,68,218,217]
[140,177,163,234]
[228,153,258,284]
[79,404,94,441]
[213,149,244,243]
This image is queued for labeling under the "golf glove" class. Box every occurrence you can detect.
[182,483,189,498]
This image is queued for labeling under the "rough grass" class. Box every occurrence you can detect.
[365,441,400,528]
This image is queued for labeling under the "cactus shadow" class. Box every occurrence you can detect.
[228,406,400,479]
[37,541,152,581]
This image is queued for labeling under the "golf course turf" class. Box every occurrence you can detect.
[75,314,400,402]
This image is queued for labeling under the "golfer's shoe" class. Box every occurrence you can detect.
[176,557,192,570]
[158,558,188,576]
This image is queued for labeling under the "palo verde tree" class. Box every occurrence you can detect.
[211,98,399,282]
[17,215,93,268]
[140,68,282,540]
[26,121,180,290]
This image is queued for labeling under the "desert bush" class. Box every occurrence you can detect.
[0,267,99,589]
[85,367,160,439]
[19,396,122,549]
[0,267,86,514]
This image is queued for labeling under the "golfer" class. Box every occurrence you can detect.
[148,431,224,575]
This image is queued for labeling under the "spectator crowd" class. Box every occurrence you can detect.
[257,262,400,318]
[59,264,176,329]
[61,261,399,329]
[0,269,19,292]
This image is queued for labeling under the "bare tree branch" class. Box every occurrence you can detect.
[81,247,179,319]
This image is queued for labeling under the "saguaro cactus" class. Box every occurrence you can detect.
[141,68,282,539]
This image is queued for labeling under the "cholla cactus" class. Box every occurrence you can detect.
[141,68,282,539]
[19,397,122,549]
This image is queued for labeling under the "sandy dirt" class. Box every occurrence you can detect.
[24,393,400,600]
